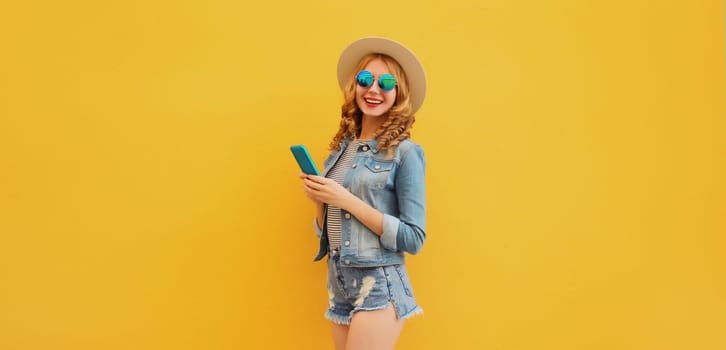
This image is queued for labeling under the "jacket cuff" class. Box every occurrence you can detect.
[380,213,399,251]
[314,217,323,238]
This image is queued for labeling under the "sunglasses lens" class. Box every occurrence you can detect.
[378,74,397,91]
[356,71,373,88]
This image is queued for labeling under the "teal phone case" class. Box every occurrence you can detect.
[290,145,320,175]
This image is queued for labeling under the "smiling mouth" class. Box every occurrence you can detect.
[364,98,382,105]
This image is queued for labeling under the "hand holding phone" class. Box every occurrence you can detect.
[290,145,320,176]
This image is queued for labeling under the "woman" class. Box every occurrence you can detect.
[299,36,427,350]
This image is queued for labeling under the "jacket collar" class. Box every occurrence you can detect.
[341,136,381,154]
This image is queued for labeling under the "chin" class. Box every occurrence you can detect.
[362,110,387,118]
[359,104,392,118]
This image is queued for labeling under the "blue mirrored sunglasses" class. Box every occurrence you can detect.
[355,70,397,92]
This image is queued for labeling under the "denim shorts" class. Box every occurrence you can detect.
[325,248,423,325]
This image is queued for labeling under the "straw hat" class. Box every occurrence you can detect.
[337,37,427,114]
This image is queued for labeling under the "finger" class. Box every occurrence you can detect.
[302,184,326,203]
[303,181,324,193]
[302,183,317,197]
[303,178,325,190]
[299,173,319,180]
[306,175,327,184]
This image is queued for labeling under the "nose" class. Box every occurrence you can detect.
[367,80,382,94]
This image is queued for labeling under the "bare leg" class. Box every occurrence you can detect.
[331,323,349,350]
[345,303,404,350]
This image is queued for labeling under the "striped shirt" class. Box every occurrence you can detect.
[326,141,363,249]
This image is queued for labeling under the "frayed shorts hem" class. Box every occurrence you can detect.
[324,304,424,326]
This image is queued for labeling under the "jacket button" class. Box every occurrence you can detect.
[344,213,351,219]
[344,240,350,246]
[362,146,369,151]
[374,164,381,170]
[351,163,357,168]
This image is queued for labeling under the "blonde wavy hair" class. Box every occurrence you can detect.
[329,54,415,153]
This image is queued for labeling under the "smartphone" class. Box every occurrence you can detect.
[290,145,320,176]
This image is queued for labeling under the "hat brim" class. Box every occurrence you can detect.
[337,37,427,114]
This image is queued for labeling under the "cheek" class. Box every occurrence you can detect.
[385,90,397,106]
[355,87,366,100]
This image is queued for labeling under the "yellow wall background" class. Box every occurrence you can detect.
[1,1,724,349]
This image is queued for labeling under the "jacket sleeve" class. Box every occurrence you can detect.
[379,144,426,254]
[313,217,323,238]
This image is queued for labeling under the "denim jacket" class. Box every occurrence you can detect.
[312,137,426,267]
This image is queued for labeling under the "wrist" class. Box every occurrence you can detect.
[338,192,358,212]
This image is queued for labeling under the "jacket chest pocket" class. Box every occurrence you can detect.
[360,158,394,190]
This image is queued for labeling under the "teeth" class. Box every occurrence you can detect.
[365,98,382,104]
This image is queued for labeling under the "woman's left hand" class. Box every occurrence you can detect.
[300,174,354,209]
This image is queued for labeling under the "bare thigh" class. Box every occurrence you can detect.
[331,323,349,350]
[345,303,404,350]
